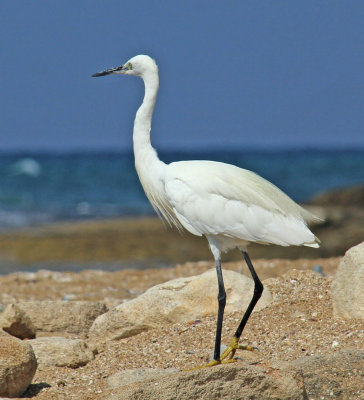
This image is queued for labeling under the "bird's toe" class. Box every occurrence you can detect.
[219,337,256,361]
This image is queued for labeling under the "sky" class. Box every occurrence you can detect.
[1,1,363,152]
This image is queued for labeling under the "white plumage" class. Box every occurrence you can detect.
[165,160,319,250]
[93,54,320,366]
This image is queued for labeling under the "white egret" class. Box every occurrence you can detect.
[92,55,320,367]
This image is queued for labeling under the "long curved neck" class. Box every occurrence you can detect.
[133,70,161,168]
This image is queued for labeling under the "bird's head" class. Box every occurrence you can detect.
[92,55,158,78]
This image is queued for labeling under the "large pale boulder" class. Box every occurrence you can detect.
[332,242,364,319]
[29,337,95,368]
[89,269,272,342]
[18,301,107,334]
[103,362,303,400]
[102,351,364,400]
[108,368,178,389]
[0,334,37,397]
[0,304,36,339]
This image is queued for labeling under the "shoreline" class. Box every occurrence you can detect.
[0,205,362,273]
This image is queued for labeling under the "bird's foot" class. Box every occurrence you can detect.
[219,336,257,361]
[184,337,257,371]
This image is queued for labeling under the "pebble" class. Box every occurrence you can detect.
[312,265,325,276]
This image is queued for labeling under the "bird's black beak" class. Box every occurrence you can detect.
[92,65,124,77]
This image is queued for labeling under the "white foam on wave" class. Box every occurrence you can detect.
[8,158,42,177]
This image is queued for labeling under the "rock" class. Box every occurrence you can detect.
[18,301,107,334]
[331,242,364,319]
[289,350,364,399]
[103,351,364,400]
[89,269,272,342]
[108,368,179,389]
[0,335,37,397]
[0,304,36,339]
[310,184,364,207]
[29,337,95,368]
[103,362,304,400]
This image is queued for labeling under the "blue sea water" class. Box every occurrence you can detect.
[0,149,363,229]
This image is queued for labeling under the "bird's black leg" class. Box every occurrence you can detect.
[234,251,263,340]
[216,251,263,364]
[188,251,261,369]
[183,257,227,370]
[213,258,226,361]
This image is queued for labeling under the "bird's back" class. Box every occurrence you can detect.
[163,160,320,249]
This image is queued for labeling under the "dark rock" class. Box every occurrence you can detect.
[310,184,364,207]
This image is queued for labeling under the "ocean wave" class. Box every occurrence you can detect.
[0,150,362,228]
[7,158,42,177]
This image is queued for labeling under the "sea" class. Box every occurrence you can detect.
[0,149,363,230]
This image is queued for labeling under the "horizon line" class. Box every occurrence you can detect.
[0,144,364,156]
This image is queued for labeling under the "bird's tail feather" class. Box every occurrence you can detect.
[304,235,321,248]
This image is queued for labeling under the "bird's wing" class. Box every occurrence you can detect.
[164,160,319,246]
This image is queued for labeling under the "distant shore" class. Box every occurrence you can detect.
[0,203,362,273]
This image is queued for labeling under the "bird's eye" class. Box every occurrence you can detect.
[126,62,132,70]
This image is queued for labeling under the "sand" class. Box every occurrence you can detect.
[0,256,362,399]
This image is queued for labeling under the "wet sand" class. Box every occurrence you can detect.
[0,204,362,273]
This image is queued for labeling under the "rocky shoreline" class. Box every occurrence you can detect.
[0,203,363,274]
[0,242,362,399]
